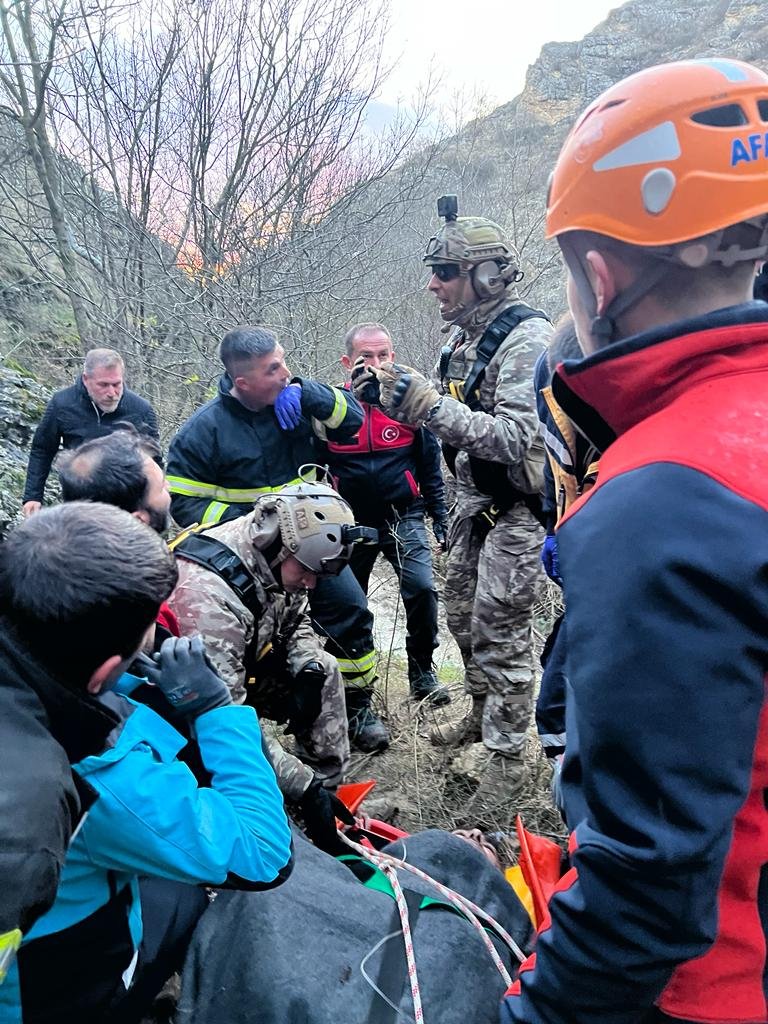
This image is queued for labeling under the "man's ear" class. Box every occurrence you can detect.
[341,354,352,373]
[585,249,618,316]
[87,654,125,695]
[132,508,150,526]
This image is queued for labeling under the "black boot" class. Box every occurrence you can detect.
[345,685,390,752]
[408,658,451,708]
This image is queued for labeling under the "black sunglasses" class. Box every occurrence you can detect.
[431,264,462,283]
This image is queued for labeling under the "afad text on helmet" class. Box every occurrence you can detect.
[731,133,768,166]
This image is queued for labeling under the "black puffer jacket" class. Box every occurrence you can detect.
[22,379,159,503]
[0,620,118,938]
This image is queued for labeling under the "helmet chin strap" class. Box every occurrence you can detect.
[559,236,670,349]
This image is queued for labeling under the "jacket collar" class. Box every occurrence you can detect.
[551,302,768,453]
[0,618,119,763]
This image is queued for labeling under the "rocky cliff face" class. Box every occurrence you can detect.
[0,368,50,536]
[513,0,768,130]
[428,0,768,321]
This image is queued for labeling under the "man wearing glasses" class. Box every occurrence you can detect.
[374,198,552,806]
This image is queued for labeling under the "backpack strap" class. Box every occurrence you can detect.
[462,303,550,411]
[172,532,263,622]
[440,305,550,527]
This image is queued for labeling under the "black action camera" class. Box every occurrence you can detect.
[437,194,458,222]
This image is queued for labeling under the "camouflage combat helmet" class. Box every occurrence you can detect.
[423,195,520,274]
[256,468,375,576]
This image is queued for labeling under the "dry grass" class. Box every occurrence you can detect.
[346,560,567,846]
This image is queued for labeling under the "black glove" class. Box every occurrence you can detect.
[299,778,355,856]
[351,355,381,405]
[432,517,449,552]
[138,636,232,721]
[287,660,326,736]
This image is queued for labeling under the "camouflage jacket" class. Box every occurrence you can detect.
[429,285,552,516]
[168,510,324,799]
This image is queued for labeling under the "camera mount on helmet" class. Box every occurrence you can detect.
[437,194,458,224]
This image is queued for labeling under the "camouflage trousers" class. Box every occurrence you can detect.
[444,505,544,759]
[245,650,350,799]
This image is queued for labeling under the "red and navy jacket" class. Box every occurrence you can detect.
[502,302,768,1024]
[322,387,447,526]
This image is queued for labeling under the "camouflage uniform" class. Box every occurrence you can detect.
[429,283,550,758]
[169,511,349,801]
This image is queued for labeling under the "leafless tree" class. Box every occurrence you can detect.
[0,0,435,417]
[0,0,97,346]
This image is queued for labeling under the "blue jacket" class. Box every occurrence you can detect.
[501,304,768,1024]
[2,680,292,1024]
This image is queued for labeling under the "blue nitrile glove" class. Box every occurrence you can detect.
[139,635,232,721]
[274,383,303,430]
[541,533,562,586]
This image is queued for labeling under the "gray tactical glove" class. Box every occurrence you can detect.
[138,636,232,721]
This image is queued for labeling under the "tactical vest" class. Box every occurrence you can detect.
[440,303,550,527]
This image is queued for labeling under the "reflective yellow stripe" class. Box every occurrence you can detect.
[336,649,378,685]
[322,388,347,430]
[0,928,21,983]
[336,650,377,672]
[167,476,304,502]
[201,500,228,524]
[341,665,378,686]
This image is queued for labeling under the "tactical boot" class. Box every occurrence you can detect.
[408,659,451,708]
[345,685,390,753]
[470,749,527,806]
[430,695,483,747]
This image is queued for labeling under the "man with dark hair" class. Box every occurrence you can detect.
[57,432,359,852]
[323,322,450,706]
[501,58,768,1024]
[374,205,551,803]
[22,348,159,517]
[0,501,292,1024]
[0,500,177,989]
[58,427,171,534]
[167,325,390,751]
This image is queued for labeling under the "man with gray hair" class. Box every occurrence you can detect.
[22,347,159,516]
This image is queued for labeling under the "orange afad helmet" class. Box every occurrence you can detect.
[546,58,768,250]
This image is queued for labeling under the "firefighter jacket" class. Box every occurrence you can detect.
[502,302,768,1024]
[167,374,363,527]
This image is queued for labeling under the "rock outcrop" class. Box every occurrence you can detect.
[0,368,50,536]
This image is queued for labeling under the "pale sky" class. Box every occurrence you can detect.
[375,0,620,113]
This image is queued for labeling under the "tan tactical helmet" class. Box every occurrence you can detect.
[256,469,375,575]
[423,195,521,276]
